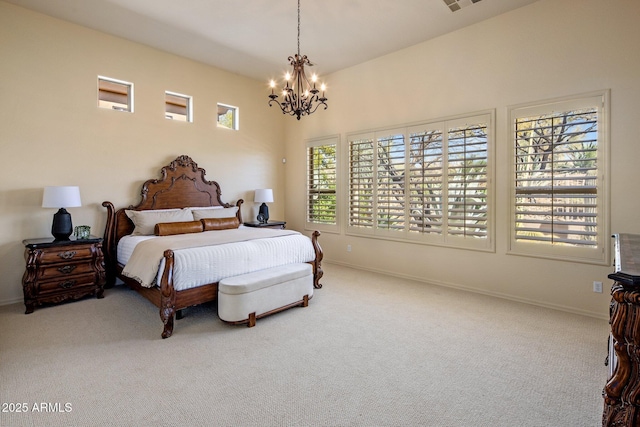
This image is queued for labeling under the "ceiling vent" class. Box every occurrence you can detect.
[443,0,483,13]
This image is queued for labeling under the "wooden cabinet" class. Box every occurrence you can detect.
[22,237,106,313]
[603,233,640,426]
[603,282,640,425]
[243,220,286,230]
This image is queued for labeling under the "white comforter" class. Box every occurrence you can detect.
[118,228,315,291]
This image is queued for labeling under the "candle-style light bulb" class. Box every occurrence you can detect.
[270,80,276,95]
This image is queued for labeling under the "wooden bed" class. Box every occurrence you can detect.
[102,155,323,338]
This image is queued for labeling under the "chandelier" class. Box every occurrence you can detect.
[268,0,327,120]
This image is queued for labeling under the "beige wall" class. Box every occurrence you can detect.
[285,0,640,319]
[0,2,286,304]
[2,0,639,319]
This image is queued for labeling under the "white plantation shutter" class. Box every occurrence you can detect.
[447,123,488,239]
[409,126,444,236]
[347,112,493,250]
[348,135,375,231]
[307,143,337,225]
[509,91,609,264]
[376,132,405,233]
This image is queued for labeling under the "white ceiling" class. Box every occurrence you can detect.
[5,0,541,81]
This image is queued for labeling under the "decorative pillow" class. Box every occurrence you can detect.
[200,217,240,231]
[125,208,193,236]
[154,220,204,236]
[192,206,238,220]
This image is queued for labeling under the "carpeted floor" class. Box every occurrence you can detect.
[0,263,609,426]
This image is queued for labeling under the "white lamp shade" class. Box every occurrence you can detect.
[42,186,82,208]
[254,189,274,203]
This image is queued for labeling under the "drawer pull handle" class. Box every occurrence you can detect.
[58,251,77,260]
[57,265,77,274]
[59,280,76,289]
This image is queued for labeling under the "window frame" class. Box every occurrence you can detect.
[98,76,133,113]
[305,135,339,233]
[217,103,239,130]
[507,90,610,265]
[346,111,494,252]
[165,91,193,122]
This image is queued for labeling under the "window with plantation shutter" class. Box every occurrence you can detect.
[347,112,493,251]
[509,91,609,264]
[447,123,488,239]
[349,135,375,231]
[376,132,405,233]
[409,127,444,236]
[306,136,338,231]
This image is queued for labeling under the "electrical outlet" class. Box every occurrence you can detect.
[593,281,603,293]
[347,244,352,252]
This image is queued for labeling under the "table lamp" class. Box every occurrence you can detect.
[254,189,273,223]
[42,186,82,240]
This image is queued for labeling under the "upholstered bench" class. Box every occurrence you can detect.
[217,263,313,327]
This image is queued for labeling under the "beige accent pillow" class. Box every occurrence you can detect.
[154,220,204,236]
[192,206,238,220]
[125,208,193,236]
[200,217,240,231]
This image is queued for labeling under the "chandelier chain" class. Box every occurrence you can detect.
[297,0,301,56]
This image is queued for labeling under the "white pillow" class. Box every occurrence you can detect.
[125,208,193,236]
[192,206,238,220]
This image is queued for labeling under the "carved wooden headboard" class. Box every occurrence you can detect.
[102,155,244,281]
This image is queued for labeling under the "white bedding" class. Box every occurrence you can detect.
[118,228,315,291]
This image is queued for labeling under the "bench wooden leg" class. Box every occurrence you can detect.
[248,312,256,328]
[302,294,309,307]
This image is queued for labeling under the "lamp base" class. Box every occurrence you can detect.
[258,203,269,223]
[51,208,73,240]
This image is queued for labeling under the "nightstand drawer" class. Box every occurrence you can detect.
[40,247,93,264]
[38,274,97,294]
[39,262,95,279]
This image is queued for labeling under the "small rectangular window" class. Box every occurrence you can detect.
[98,76,133,112]
[165,91,192,122]
[217,103,239,130]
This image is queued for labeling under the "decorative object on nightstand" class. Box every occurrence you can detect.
[22,236,105,314]
[254,188,273,223]
[74,225,91,239]
[42,186,81,240]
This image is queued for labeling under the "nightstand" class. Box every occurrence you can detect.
[243,220,286,230]
[22,236,106,314]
